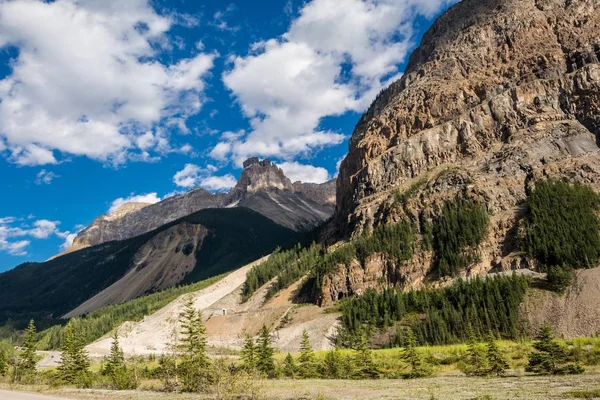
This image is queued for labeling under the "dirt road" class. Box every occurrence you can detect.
[0,390,71,400]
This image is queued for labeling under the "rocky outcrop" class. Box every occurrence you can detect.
[65,158,336,254]
[223,158,336,231]
[328,0,600,299]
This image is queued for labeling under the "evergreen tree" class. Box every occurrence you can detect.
[178,296,212,392]
[460,325,487,376]
[256,325,276,378]
[485,334,508,376]
[102,330,135,389]
[282,353,296,378]
[298,330,317,378]
[526,325,584,375]
[0,350,7,377]
[401,330,430,378]
[58,320,91,386]
[241,334,256,371]
[18,319,38,382]
[351,332,378,379]
[104,330,125,376]
[322,349,347,379]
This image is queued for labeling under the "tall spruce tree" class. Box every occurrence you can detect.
[241,334,256,371]
[0,350,7,377]
[401,330,429,378]
[460,325,487,376]
[58,320,91,386]
[485,334,508,376]
[298,330,317,378]
[178,296,211,392]
[282,353,296,378]
[18,319,38,382]
[352,332,378,379]
[256,325,276,377]
[526,325,584,375]
[104,330,125,376]
[323,349,347,379]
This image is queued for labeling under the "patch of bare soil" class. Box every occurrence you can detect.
[521,266,600,338]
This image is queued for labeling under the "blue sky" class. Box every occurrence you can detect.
[0,0,455,271]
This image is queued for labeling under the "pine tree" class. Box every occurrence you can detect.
[0,350,7,377]
[460,325,487,376]
[104,330,125,376]
[18,319,38,382]
[485,334,508,376]
[323,349,347,379]
[526,324,584,375]
[352,332,378,379]
[241,334,256,371]
[282,353,296,378]
[401,330,430,378]
[178,296,212,392]
[256,325,276,378]
[298,330,317,378]
[58,321,91,386]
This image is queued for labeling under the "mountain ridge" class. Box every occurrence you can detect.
[62,158,334,256]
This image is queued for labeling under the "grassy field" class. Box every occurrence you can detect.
[3,373,600,400]
[3,338,600,399]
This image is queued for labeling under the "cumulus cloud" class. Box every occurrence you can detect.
[173,163,236,191]
[35,169,60,185]
[215,0,456,165]
[0,0,215,166]
[108,193,162,213]
[278,162,331,183]
[0,217,72,256]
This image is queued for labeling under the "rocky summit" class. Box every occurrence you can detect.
[65,158,335,254]
[327,0,600,301]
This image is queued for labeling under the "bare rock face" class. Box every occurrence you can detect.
[329,0,600,302]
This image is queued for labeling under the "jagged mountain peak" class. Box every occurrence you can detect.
[233,157,294,195]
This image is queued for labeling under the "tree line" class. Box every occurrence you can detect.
[338,274,530,347]
[522,179,600,292]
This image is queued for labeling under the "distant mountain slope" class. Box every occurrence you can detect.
[62,158,334,256]
[0,208,298,325]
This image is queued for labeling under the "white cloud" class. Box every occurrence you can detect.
[173,164,204,188]
[0,217,72,256]
[200,174,237,191]
[278,162,331,183]
[35,169,60,185]
[0,0,215,166]
[108,193,161,213]
[59,232,79,251]
[216,0,456,165]
[173,163,236,191]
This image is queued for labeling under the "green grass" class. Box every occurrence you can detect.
[568,389,600,399]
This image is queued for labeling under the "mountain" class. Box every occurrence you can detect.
[323,0,600,303]
[223,158,336,231]
[63,158,334,255]
[0,208,298,324]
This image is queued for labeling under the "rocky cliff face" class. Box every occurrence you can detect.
[329,0,600,300]
[224,158,336,231]
[66,158,335,253]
